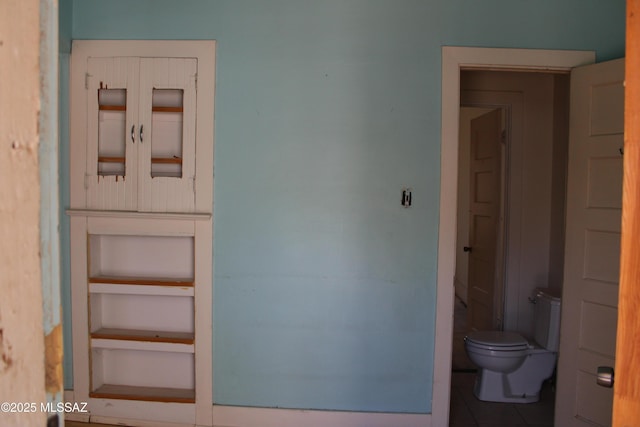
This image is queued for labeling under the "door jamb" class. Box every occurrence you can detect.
[433,46,595,426]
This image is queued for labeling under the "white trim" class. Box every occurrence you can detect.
[90,282,195,297]
[91,338,194,353]
[85,215,197,236]
[435,46,595,426]
[195,220,214,425]
[66,209,212,221]
[444,46,594,72]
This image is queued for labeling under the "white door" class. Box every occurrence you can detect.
[555,58,625,426]
[467,109,502,332]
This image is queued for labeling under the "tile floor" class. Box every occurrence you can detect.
[449,296,556,427]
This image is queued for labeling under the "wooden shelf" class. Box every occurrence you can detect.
[90,384,195,403]
[98,156,125,163]
[152,106,183,113]
[98,106,182,113]
[98,157,183,165]
[99,105,126,111]
[91,328,194,345]
[89,276,194,287]
[151,157,183,164]
[90,282,194,297]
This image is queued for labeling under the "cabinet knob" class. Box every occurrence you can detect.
[140,124,144,143]
[131,125,135,143]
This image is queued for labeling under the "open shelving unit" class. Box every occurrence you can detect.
[69,40,215,426]
[86,233,196,403]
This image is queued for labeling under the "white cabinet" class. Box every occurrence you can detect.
[70,41,214,214]
[67,41,215,426]
[87,57,196,212]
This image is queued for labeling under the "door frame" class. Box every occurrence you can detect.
[433,46,595,426]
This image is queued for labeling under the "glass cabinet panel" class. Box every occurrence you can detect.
[151,89,184,178]
[97,89,127,176]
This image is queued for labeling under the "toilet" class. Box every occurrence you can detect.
[464,288,561,403]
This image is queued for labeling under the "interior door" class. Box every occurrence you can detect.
[555,58,625,427]
[467,108,502,332]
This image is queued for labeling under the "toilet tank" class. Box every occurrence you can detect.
[533,288,562,351]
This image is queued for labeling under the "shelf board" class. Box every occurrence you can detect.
[151,157,183,164]
[90,384,195,403]
[98,156,125,164]
[152,106,183,113]
[92,337,194,353]
[99,105,126,111]
[89,276,194,287]
[91,328,194,345]
[90,282,194,297]
[98,157,183,165]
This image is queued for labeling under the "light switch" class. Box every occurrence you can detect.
[402,188,412,207]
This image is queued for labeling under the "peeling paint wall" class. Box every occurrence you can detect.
[40,0,63,415]
[0,0,47,426]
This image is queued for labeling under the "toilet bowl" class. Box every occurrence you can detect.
[464,331,529,373]
[465,331,556,403]
[463,288,561,403]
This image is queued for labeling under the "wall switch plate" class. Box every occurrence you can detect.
[402,188,412,207]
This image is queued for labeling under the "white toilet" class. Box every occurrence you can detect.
[464,288,561,403]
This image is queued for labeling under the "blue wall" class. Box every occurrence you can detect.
[61,0,625,414]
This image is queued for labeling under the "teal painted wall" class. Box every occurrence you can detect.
[61,0,625,413]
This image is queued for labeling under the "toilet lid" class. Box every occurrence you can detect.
[466,331,528,350]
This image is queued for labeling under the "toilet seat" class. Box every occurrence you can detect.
[465,331,529,351]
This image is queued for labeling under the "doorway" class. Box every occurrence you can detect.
[454,69,571,336]
[449,68,570,425]
[432,47,594,426]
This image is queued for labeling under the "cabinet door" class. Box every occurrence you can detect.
[86,57,140,211]
[138,58,197,212]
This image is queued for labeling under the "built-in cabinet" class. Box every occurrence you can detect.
[67,41,215,426]
[87,56,197,212]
